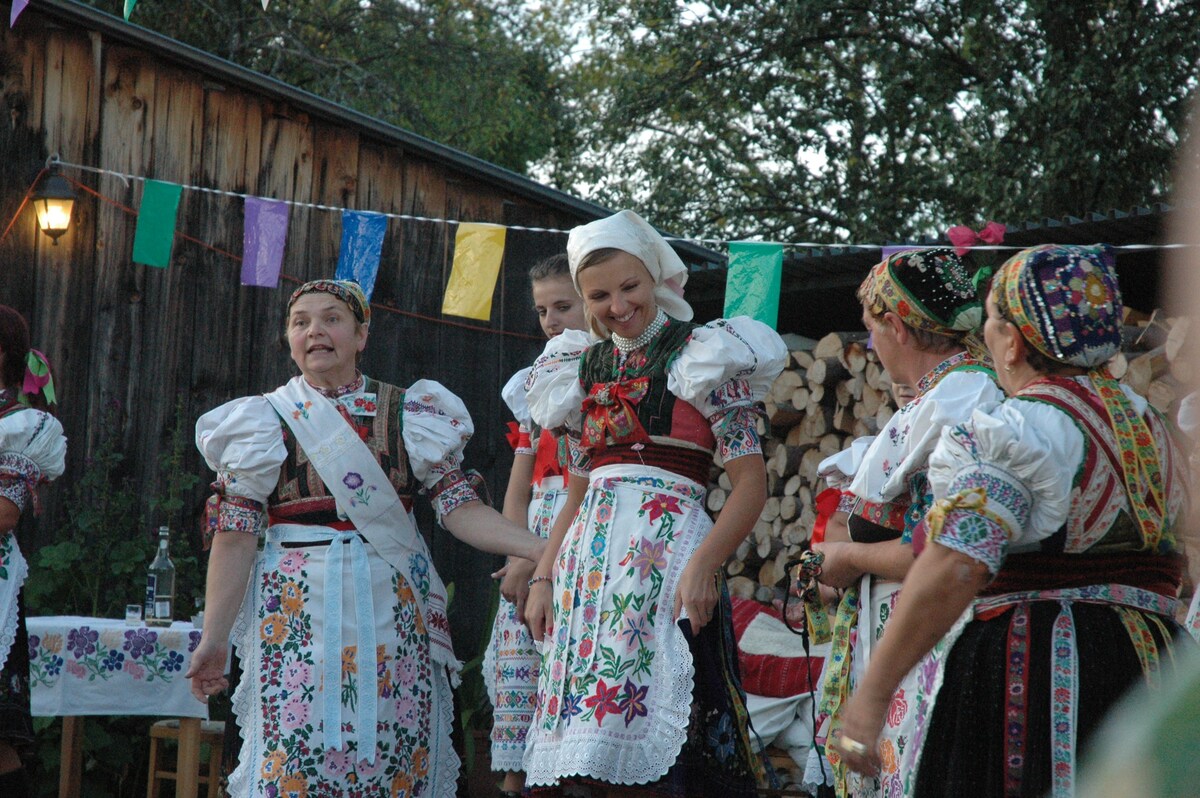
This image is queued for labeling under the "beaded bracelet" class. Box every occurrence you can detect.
[527,575,553,588]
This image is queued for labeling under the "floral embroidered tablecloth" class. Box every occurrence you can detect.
[28,616,208,719]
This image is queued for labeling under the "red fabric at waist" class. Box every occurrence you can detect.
[532,428,566,486]
[590,442,712,487]
[268,494,413,531]
[982,551,1183,598]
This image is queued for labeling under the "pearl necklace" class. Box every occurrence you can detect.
[611,309,667,354]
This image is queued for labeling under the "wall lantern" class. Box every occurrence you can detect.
[31,159,76,245]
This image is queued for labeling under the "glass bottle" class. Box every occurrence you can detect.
[145,525,176,626]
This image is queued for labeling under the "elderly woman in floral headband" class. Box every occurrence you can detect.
[835,245,1191,797]
[187,279,546,798]
[807,247,1004,798]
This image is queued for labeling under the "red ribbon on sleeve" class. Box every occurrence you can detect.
[504,421,531,452]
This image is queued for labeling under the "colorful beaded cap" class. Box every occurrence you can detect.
[997,244,1165,548]
[860,247,982,336]
[287,279,371,324]
[994,244,1120,368]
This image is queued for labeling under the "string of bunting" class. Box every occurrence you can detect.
[19,159,1192,334]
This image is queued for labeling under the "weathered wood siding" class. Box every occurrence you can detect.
[0,10,581,643]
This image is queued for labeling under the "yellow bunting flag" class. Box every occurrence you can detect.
[441,222,507,321]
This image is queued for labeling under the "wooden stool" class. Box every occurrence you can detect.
[146,719,225,798]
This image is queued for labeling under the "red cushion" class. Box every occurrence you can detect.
[730,596,824,697]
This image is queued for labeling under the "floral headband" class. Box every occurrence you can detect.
[861,248,983,337]
[992,244,1120,368]
[287,279,370,325]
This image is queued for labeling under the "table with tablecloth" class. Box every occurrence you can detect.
[27,616,209,798]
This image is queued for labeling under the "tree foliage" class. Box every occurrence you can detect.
[98,0,569,172]
[540,0,1200,242]
[99,1,1200,241]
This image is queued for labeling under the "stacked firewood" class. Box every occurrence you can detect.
[718,312,1195,601]
[717,331,893,603]
[1110,310,1194,415]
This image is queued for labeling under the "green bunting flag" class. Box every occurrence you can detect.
[123,0,136,20]
[132,180,183,268]
[724,241,784,328]
[442,222,507,320]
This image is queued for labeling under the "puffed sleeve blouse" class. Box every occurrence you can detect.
[926,376,1186,576]
[196,378,479,539]
[501,366,536,457]
[849,368,1003,505]
[525,316,787,473]
[0,406,67,516]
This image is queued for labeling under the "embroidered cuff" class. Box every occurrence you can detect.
[0,477,30,515]
[427,469,480,519]
[706,378,754,414]
[0,451,43,515]
[929,466,1032,575]
[836,491,857,514]
[202,482,267,549]
[711,405,764,462]
[930,508,1010,575]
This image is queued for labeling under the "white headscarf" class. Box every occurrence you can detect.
[567,209,694,338]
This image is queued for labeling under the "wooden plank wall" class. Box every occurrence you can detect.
[0,13,577,651]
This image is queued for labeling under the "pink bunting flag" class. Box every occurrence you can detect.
[241,197,289,288]
[10,0,30,28]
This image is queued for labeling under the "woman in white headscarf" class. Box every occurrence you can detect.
[521,210,787,795]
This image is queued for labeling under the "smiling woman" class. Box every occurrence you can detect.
[188,279,547,798]
[519,210,788,797]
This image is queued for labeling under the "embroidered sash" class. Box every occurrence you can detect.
[974,584,1180,798]
[265,378,457,753]
[1016,377,1174,553]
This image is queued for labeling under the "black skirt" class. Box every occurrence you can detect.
[0,594,34,761]
[913,602,1179,798]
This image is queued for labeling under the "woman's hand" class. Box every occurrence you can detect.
[497,557,537,619]
[673,559,719,635]
[812,541,863,589]
[830,688,889,777]
[525,579,554,642]
[186,637,230,703]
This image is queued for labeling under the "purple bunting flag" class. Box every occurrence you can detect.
[334,211,387,300]
[241,197,289,288]
[10,0,30,27]
[881,245,918,260]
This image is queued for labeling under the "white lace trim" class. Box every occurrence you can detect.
[523,634,695,785]
[225,557,262,798]
[430,663,461,797]
[524,466,707,785]
[0,534,28,673]
[482,615,500,709]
